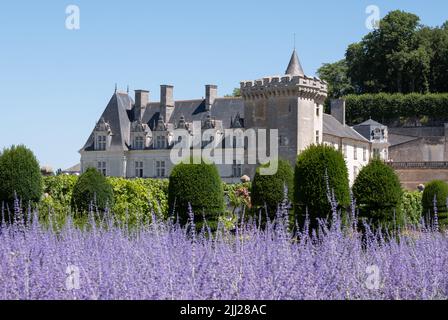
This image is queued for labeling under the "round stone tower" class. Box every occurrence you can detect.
[240,50,328,166]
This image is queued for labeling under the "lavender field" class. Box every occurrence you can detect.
[1,202,447,300]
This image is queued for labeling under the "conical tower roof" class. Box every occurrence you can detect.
[285,49,305,76]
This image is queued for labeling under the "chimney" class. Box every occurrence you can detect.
[160,85,174,122]
[331,99,346,126]
[205,85,218,111]
[134,90,149,121]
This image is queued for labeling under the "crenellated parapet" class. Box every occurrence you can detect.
[240,74,328,103]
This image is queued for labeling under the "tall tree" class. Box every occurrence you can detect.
[317,60,354,98]
[428,22,448,92]
[345,10,433,94]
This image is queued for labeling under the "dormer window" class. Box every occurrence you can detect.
[130,120,150,151]
[134,136,145,150]
[156,136,166,149]
[97,135,107,151]
[94,117,112,151]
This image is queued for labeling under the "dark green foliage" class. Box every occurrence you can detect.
[344,93,448,125]
[71,168,114,213]
[422,180,448,228]
[352,159,403,228]
[320,10,448,102]
[0,145,43,206]
[168,161,224,227]
[252,159,293,216]
[317,59,354,98]
[294,145,350,224]
[345,10,448,94]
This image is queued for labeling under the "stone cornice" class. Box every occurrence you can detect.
[240,75,327,103]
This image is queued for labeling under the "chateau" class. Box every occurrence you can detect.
[79,50,389,184]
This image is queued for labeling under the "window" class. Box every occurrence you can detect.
[134,136,144,150]
[343,143,347,159]
[97,135,106,151]
[316,104,320,117]
[156,136,166,149]
[363,146,367,161]
[373,148,380,158]
[315,131,320,144]
[156,160,166,178]
[97,161,107,176]
[279,136,289,147]
[354,146,358,160]
[232,161,242,178]
[135,161,144,178]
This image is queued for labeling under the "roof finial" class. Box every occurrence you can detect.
[114,83,117,93]
[127,85,129,94]
[293,33,296,50]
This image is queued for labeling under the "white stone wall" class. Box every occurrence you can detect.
[81,147,246,183]
[323,135,371,185]
[80,151,126,177]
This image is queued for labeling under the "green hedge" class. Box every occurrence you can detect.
[344,93,448,125]
[252,159,294,216]
[109,177,168,223]
[0,145,43,207]
[40,175,168,222]
[422,180,448,228]
[400,191,423,225]
[168,161,224,227]
[71,168,114,213]
[353,159,403,228]
[294,145,350,225]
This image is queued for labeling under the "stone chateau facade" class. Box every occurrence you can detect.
[79,50,389,184]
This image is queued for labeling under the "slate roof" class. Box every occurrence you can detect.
[82,91,369,153]
[285,49,305,76]
[82,92,134,152]
[323,114,369,142]
[354,119,385,127]
[81,94,244,152]
[63,163,81,173]
[141,97,245,131]
[388,133,420,147]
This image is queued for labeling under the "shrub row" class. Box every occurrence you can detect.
[0,145,434,231]
[344,93,448,125]
[39,174,169,226]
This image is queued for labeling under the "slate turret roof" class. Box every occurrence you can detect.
[285,49,305,77]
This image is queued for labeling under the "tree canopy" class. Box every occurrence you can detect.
[320,10,448,97]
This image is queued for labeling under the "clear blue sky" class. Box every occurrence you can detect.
[1,0,447,170]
